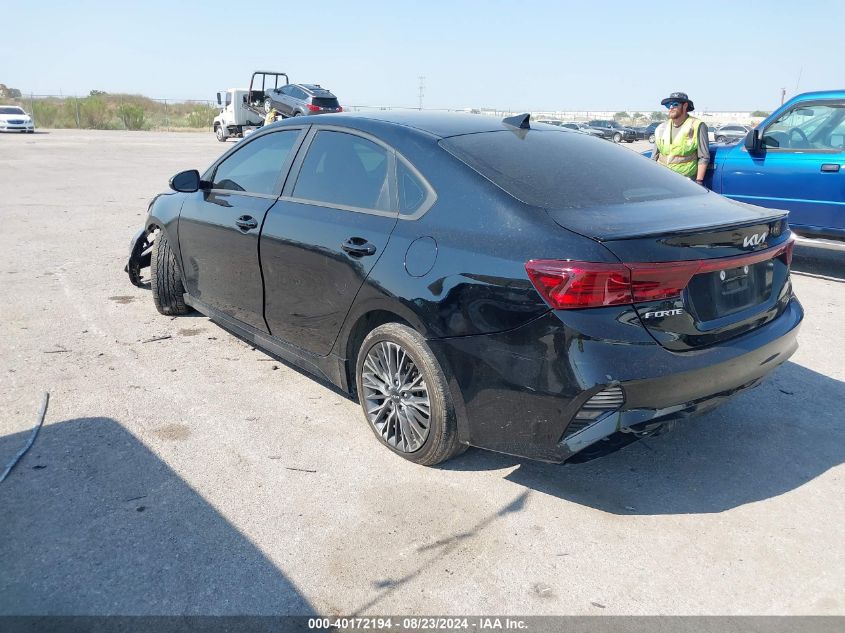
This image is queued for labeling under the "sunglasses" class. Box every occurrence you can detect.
[665,101,682,109]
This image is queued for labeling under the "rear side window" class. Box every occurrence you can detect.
[293,131,391,211]
[440,130,705,210]
[397,160,428,215]
[212,130,299,195]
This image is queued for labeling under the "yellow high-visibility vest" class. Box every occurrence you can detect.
[655,116,702,178]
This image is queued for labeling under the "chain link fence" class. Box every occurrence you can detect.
[8,94,217,131]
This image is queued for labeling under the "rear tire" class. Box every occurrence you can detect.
[648,133,655,143]
[716,135,726,142]
[356,323,465,466]
[151,231,190,316]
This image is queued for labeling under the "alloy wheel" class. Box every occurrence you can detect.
[361,341,431,453]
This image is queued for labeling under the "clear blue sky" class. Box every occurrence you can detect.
[3,0,842,112]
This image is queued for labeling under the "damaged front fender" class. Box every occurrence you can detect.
[125,228,153,287]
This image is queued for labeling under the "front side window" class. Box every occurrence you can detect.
[293,131,391,211]
[212,130,300,195]
[763,102,845,151]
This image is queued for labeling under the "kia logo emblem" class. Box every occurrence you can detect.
[742,232,768,248]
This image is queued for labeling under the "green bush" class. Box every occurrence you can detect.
[117,104,146,130]
[79,96,110,129]
[750,110,770,118]
[32,101,60,128]
[185,105,217,129]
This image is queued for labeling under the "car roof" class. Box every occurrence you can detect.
[296,84,335,96]
[279,110,535,139]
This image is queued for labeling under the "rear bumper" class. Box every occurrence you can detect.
[428,298,803,463]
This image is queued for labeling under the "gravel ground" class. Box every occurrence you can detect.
[0,129,842,616]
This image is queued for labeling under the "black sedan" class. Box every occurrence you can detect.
[127,111,802,466]
[633,121,662,143]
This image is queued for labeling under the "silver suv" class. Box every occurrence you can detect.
[263,84,342,118]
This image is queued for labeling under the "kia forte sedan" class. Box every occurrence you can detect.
[126,111,802,465]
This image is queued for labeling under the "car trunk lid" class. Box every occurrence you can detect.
[545,198,794,351]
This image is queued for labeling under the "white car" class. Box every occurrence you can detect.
[0,105,35,133]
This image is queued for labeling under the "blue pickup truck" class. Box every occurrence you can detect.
[651,90,845,241]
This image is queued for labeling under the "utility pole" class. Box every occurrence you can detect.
[781,88,786,105]
[418,76,425,110]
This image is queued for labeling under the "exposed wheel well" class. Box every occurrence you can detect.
[344,310,412,398]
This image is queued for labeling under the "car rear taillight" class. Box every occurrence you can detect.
[307,104,320,112]
[524,261,632,309]
[526,238,795,310]
[628,261,700,302]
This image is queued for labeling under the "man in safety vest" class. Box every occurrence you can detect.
[652,91,709,186]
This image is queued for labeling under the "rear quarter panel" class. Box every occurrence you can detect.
[337,131,617,345]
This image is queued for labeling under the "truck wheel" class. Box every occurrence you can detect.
[151,232,190,316]
[264,98,272,114]
[215,124,228,142]
[355,323,466,466]
[613,132,622,143]
[716,135,726,142]
[292,111,301,117]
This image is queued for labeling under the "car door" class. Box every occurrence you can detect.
[278,85,295,117]
[177,127,307,331]
[259,127,399,355]
[720,100,845,236]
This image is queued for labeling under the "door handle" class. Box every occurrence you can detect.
[341,237,377,257]
[235,215,258,230]
[821,164,841,172]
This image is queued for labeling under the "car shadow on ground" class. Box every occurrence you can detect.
[441,361,845,515]
[0,417,314,615]
[792,242,845,282]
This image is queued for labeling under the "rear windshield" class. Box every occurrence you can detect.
[440,129,706,210]
[311,97,339,108]
[0,106,25,115]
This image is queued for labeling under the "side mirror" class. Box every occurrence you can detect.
[169,169,201,193]
[744,129,762,154]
